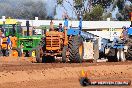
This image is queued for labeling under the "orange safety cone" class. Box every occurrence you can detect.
[81,69,87,78]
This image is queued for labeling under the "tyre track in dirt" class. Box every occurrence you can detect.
[0,60,132,71]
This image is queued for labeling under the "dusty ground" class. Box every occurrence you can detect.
[0,58,132,88]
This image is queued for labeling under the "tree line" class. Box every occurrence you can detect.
[0,0,131,20]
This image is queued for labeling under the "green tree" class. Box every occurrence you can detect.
[83,4,103,21]
[56,0,87,18]
[56,0,132,21]
[56,0,105,20]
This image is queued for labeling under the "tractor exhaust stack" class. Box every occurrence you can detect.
[130,12,132,27]
[50,20,54,31]
[26,21,29,36]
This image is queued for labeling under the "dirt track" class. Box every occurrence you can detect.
[0,59,132,88]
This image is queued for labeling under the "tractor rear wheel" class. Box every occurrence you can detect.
[69,36,84,63]
[62,46,68,63]
[12,48,22,57]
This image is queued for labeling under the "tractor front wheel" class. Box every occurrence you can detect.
[29,48,37,58]
[1,49,9,56]
[11,48,22,57]
[29,47,43,63]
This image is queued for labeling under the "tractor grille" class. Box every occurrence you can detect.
[46,32,63,51]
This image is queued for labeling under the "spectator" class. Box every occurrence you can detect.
[20,43,24,54]
[7,36,12,49]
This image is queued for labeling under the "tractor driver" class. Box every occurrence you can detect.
[121,26,128,42]
[58,23,63,32]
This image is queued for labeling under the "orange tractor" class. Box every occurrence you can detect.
[34,17,85,63]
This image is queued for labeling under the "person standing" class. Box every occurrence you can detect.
[7,36,12,50]
[20,43,24,56]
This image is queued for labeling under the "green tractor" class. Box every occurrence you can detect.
[17,21,46,58]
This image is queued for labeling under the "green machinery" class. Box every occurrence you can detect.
[17,21,45,57]
[17,21,58,57]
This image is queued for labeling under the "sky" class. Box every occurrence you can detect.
[56,0,78,19]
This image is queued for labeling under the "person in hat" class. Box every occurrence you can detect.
[121,26,128,42]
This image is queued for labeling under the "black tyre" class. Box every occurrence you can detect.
[5,49,9,56]
[1,49,9,56]
[80,77,90,86]
[0,46,2,56]
[36,47,43,63]
[29,47,43,63]
[104,48,117,62]
[62,46,68,63]
[36,51,42,63]
[12,48,22,57]
[126,47,132,60]
[69,36,84,63]
[126,38,132,59]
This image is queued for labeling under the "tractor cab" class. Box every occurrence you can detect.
[2,18,22,37]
